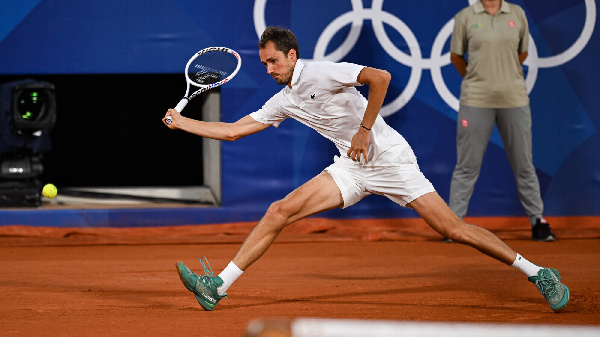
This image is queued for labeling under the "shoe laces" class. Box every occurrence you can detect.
[197,256,226,297]
[536,271,560,298]
[198,256,214,278]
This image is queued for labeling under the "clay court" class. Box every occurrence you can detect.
[1,215,599,336]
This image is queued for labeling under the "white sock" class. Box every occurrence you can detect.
[511,253,542,277]
[216,261,243,296]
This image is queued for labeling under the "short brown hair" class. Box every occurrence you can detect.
[258,26,300,59]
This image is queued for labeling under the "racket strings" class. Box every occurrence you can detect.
[189,51,238,85]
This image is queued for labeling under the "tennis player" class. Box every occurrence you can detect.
[163,26,569,313]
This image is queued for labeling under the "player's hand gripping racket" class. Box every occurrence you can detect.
[165,47,241,125]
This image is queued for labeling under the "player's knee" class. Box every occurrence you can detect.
[443,223,470,244]
[264,200,295,228]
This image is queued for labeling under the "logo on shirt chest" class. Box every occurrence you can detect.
[310,93,316,99]
[508,20,516,28]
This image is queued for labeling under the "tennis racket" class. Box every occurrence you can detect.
[165,47,241,124]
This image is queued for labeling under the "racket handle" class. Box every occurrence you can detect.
[175,98,188,113]
[165,98,189,125]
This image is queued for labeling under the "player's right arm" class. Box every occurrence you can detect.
[163,109,270,141]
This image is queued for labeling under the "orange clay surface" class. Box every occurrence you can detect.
[1,216,599,336]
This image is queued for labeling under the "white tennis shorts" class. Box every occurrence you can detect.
[324,146,436,209]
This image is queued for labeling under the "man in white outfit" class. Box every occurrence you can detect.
[163,26,569,313]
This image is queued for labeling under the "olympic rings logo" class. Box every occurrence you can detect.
[253,0,596,117]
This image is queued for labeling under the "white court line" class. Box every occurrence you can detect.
[291,319,600,337]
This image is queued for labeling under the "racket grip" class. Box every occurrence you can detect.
[165,98,189,125]
[175,98,188,113]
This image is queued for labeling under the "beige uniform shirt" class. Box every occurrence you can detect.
[451,0,529,108]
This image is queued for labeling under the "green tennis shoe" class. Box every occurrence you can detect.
[176,257,226,311]
[528,268,570,312]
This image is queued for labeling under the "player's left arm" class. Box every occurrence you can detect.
[347,67,391,163]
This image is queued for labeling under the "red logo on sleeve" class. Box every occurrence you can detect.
[462,119,469,127]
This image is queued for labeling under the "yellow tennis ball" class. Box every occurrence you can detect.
[42,184,58,199]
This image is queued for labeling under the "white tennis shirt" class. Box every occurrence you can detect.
[250,60,409,163]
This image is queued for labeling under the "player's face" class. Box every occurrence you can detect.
[259,41,297,86]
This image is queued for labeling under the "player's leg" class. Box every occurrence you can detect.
[372,145,517,263]
[410,191,517,264]
[175,171,344,310]
[408,191,570,311]
[232,171,344,270]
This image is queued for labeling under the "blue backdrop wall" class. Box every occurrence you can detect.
[1,0,598,222]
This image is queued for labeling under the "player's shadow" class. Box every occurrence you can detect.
[220,273,538,313]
